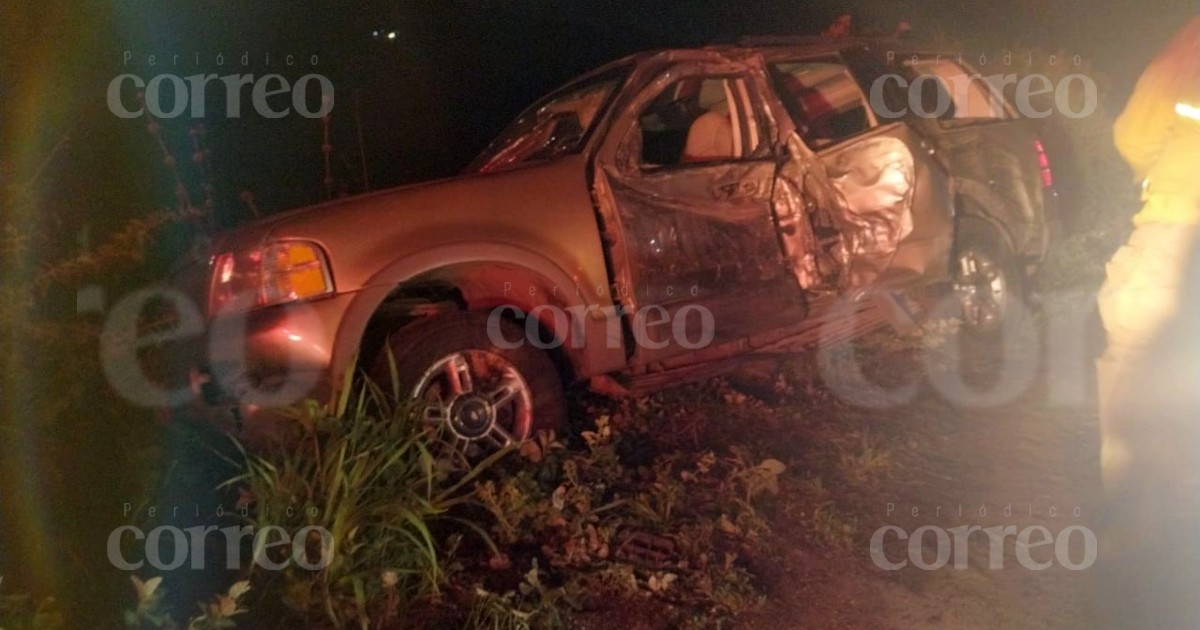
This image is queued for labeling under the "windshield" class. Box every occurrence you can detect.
[469,68,627,173]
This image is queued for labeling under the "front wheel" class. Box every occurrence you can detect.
[953,219,1024,337]
[370,311,565,455]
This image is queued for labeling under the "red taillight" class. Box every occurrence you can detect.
[1034,138,1054,188]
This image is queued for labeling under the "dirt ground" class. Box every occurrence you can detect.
[732,293,1105,629]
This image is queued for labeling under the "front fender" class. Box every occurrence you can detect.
[327,243,628,389]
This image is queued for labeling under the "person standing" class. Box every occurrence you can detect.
[1098,16,1200,490]
[1096,16,1200,628]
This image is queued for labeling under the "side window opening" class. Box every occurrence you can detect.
[471,69,626,173]
[635,75,766,167]
[906,60,1007,120]
[770,60,875,149]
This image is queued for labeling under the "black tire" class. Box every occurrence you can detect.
[369,311,565,448]
[953,218,1025,338]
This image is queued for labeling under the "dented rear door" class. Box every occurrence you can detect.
[767,55,953,293]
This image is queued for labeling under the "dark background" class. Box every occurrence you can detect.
[3,0,1199,236]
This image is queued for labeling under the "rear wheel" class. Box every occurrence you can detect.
[370,311,565,456]
[953,219,1024,337]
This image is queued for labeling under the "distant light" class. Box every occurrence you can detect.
[1176,102,1200,122]
[372,30,379,37]
[387,31,397,41]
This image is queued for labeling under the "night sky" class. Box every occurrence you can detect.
[4,0,1199,238]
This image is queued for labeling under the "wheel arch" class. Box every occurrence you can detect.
[954,189,1019,259]
[327,244,625,396]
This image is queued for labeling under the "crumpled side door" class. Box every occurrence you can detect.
[589,53,806,367]
[773,122,953,293]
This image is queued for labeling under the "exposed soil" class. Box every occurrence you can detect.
[562,293,1106,629]
[735,293,1104,629]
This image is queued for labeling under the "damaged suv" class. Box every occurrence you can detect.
[172,37,1057,448]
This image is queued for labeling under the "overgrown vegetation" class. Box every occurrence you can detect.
[185,374,795,628]
[0,112,221,625]
[125,576,251,630]
[0,578,63,630]
[217,377,511,628]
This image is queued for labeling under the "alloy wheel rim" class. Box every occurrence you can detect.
[412,350,534,451]
[953,249,1007,331]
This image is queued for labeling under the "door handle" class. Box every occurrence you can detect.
[715,180,761,201]
[778,211,801,235]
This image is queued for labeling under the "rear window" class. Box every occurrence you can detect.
[769,60,876,149]
[906,60,1008,120]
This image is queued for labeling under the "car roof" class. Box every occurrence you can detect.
[545,35,943,111]
[580,36,934,76]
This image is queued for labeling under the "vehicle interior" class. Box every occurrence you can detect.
[770,60,874,148]
[636,76,761,166]
[906,59,1007,120]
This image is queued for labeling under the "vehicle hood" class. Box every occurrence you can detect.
[202,156,598,296]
